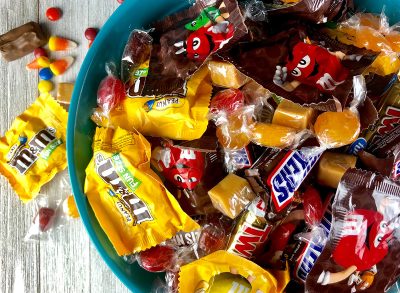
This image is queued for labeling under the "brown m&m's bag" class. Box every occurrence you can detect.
[306,169,400,292]
[84,127,199,256]
[0,93,67,202]
[126,0,247,97]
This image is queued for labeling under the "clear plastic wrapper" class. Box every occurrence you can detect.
[243,0,268,22]
[208,173,256,219]
[306,169,400,292]
[313,75,366,150]
[25,173,75,241]
[208,60,249,89]
[96,62,125,114]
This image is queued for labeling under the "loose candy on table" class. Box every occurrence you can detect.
[38,80,54,93]
[33,47,47,58]
[39,68,54,80]
[56,82,74,105]
[84,28,98,47]
[50,56,74,76]
[48,36,77,51]
[62,195,79,219]
[26,56,51,70]
[0,22,47,61]
[46,7,62,22]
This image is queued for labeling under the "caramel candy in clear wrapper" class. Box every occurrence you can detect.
[208,60,249,89]
[208,173,256,219]
[272,99,315,130]
[0,22,47,61]
[56,83,74,105]
[316,152,357,189]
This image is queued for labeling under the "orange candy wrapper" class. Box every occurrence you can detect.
[0,93,68,202]
[84,127,199,256]
[92,65,212,141]
[178,250,290,293]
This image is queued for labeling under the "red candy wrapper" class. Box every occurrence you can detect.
[306,169,400,292]
[219,23,377,109]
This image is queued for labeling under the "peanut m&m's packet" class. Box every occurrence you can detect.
[84,127,199,256]
[0,93,67,202]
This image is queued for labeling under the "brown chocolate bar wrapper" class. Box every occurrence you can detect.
[357,150,395,178]
[0,22,47,61]
[137,0,247,96]
[365,80,400,157]
[262,0,353,24]
[306,169,400,293]
[227,197,273,259]
[219,23,377,109]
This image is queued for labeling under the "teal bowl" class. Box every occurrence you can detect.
[67,0,400,292]
[66,0,191,291]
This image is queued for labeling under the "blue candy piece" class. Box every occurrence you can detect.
[39,68,54,80]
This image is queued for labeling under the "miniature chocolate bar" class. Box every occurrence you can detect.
[0,22,47,61]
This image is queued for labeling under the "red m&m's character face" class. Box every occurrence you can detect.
[285,42,349,92]
[332,209,394,272]
[154,145,205,190]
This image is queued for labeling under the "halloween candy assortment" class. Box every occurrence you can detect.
[81,1,400,291]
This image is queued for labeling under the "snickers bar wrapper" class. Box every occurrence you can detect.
[306,169,400,293]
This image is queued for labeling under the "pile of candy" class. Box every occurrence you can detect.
[1,0,400,292]
[84,0,400,292]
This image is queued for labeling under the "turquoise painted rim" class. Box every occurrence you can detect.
[66,1,190,291]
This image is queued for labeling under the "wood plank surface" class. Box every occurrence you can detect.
[0,1,130,292]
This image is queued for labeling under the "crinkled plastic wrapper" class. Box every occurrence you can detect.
[92,65,212,140]
[306,169,400,292]
[0,93,67,202]
[84,127,199,256]
[178,250,290,293]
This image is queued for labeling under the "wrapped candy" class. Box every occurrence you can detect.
[306,169,400,292]
[84,127,199,255]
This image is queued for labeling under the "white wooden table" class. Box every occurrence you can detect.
[0,1,131,292]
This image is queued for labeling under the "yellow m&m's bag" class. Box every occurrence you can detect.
[85,127,199,255]
[92,65,212,141]
[0,93,67,202]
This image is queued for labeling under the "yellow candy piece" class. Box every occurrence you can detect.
[216,114,252,150]
[38,80,53,93]
[48,36,77,51]
[63,195,80,218]
[56,83,74,105]
[250,123,296,148]
[37,56,51,68]
[84,127,199,255]
[314,109,360,148]
[272,99,315,130]
[208,60,249,89]
[208,174,255,219]
[0,94,67,201]
[50,57,74,76]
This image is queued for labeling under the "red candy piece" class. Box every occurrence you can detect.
[46,7,62,22]
[302,186,323,226]
[154,144,205,190]
[117,0,124,3]
[138,245,176,272]
[210,89,245,115]
[97,75,125,112]
[38,207,55,232]
[198,224,226,255]
[85,28,99,47]
[33,47,47,58]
